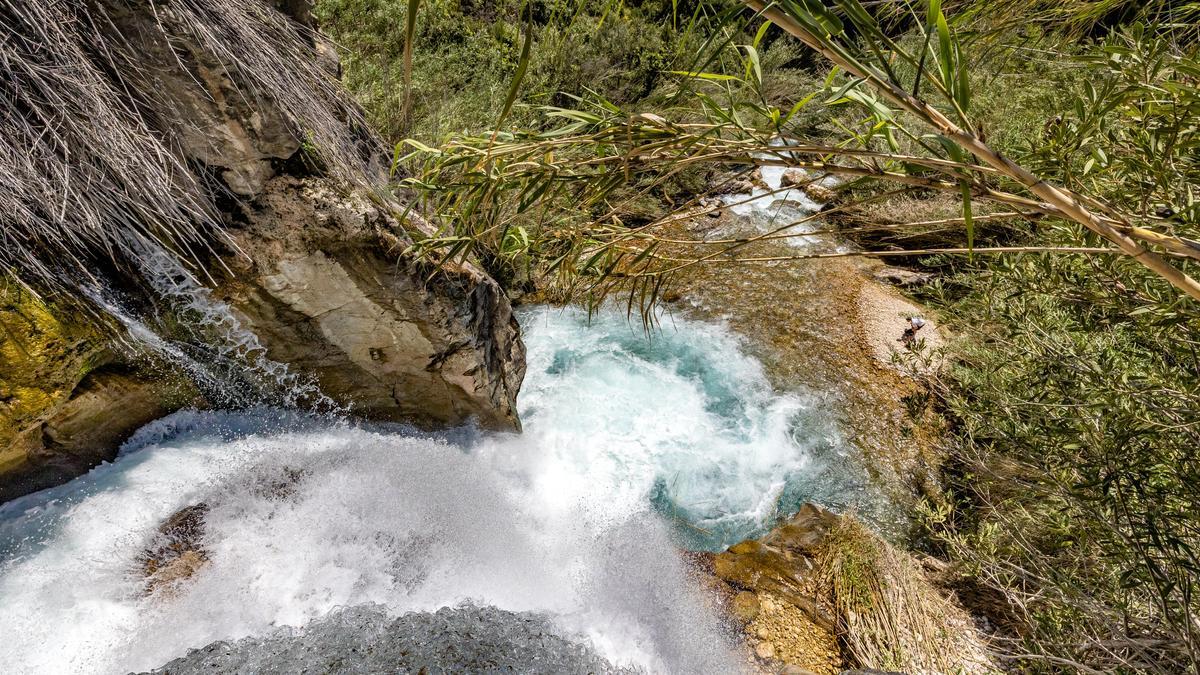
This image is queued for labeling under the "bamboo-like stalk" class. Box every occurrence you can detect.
[653,245,1118,264]
[743,0,1200,301]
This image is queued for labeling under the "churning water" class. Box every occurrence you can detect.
[0,306,872,674]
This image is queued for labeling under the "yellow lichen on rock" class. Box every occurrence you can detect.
[0,285,107,474]
[0,283,202,501]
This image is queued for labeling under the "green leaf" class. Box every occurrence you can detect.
[956,57,972,112]
[934,134,968,163]
[936,13,955,92]
[753,19,772,48]
[780,92,818,126]
[741,45,763,88]
[789,0,845,36]
[843,88,895,121]
[666,70,744,83]
[495,1,534,132]
[825,75,868,104]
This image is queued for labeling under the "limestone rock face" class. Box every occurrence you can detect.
[0,182,525,505]
[0,0,526,503]
[219,177,525,430]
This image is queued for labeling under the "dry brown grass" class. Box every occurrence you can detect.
[818,517,996,674]
[0,0,378,290]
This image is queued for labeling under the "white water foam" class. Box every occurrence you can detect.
[495,306,854,547]
[717,140,846,250]
[132,243,334,410]
[0,306,868,674]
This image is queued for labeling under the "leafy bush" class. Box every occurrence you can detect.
[915,20,1200,673]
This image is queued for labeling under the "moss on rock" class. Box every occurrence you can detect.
[0,284,202,501]
[0,286,108,474]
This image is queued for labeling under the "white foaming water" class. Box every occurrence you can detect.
[500,306,855,548]
[0,306,869,674]
[716,141,847,251]
[82,286,231,398]
[132,243,334,409]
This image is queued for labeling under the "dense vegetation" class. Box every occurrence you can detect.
[317,1,1200,671]
[315,0,722,141]
[915,18,1200,672]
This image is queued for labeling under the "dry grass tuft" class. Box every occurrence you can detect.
[818,517,996,674]
[0,0,379,290]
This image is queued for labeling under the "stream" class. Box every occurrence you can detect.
[0,172,881,674]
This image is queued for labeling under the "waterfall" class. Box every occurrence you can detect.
[77,241,337,412]
[132,243,337,411]
[0,306,880,674]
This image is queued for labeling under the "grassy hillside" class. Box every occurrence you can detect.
[316,0,723,142]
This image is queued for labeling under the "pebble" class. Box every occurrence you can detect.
[732,591,761,623]
[755,641,776,660]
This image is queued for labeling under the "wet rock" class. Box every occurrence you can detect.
[750,167,769,189]
[872,266,935,287]
[143,603,636,675]
[0,288,202,503]
[138,504,210,595]
[707,171,754,195]
[805,184,837,203]
[732,591,761,623]
[0,0,528,503]
[780,168,809,188]
[711,504,839,633]
[221,177,525,431]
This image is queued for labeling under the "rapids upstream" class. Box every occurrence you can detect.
[0,305,877,674]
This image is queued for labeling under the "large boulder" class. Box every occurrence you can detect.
[218,176,524,430]
[0,288,202,502]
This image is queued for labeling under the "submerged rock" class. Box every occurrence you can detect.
[138,504,211,596]
[144,604,636,675]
